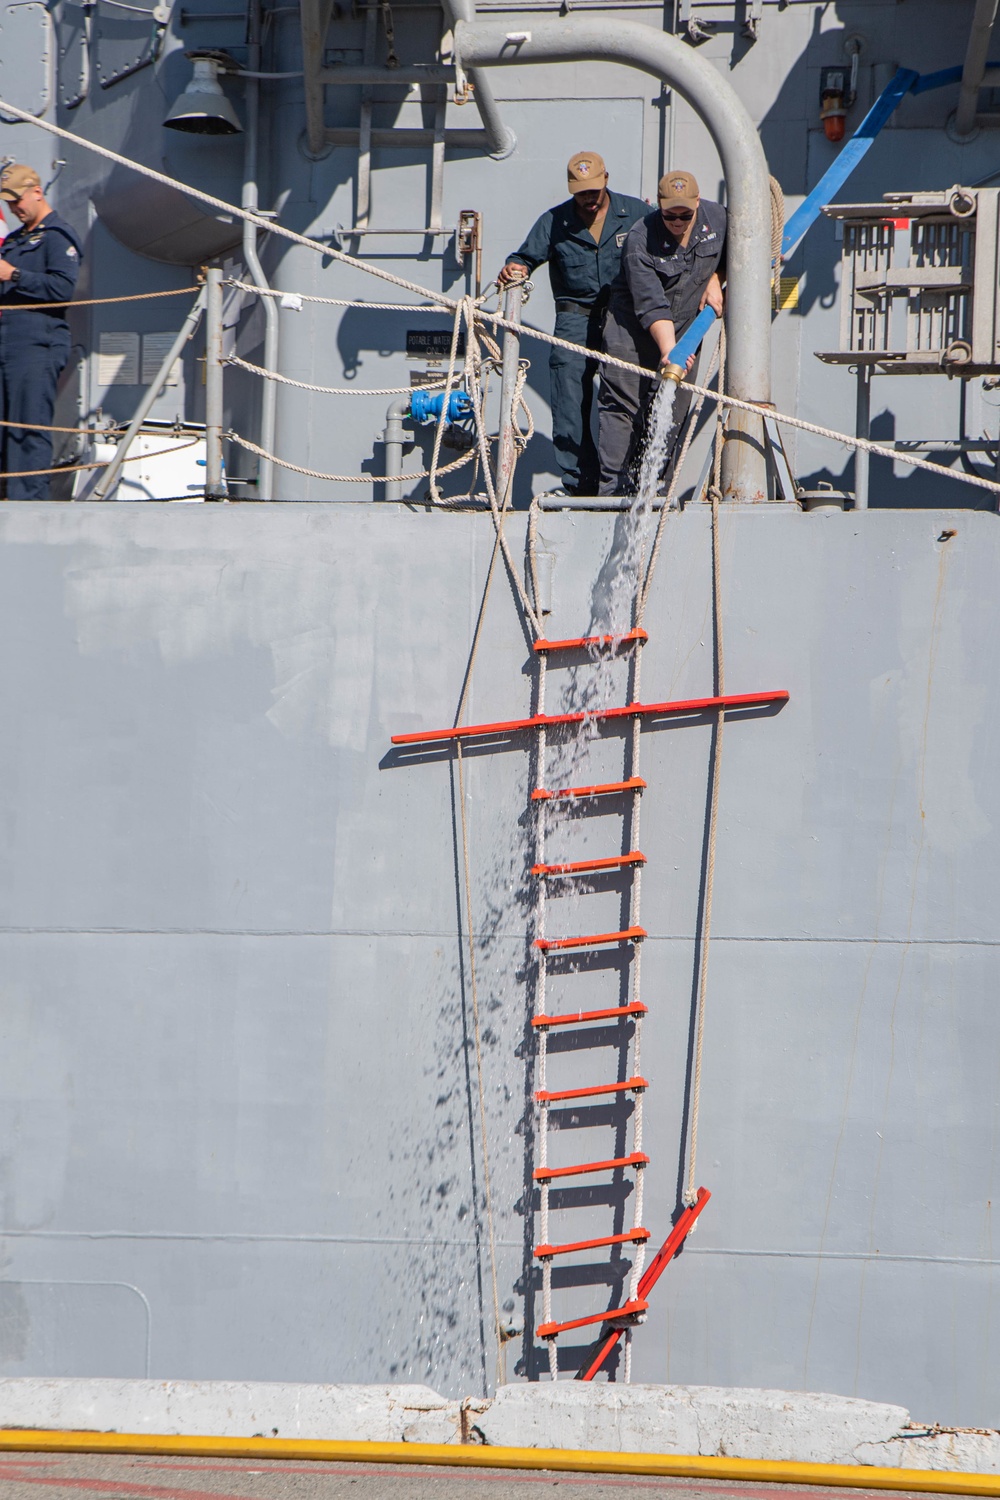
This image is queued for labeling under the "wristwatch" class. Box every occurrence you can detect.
[9,268,20,284]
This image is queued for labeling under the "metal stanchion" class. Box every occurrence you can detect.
[205,266,227,501]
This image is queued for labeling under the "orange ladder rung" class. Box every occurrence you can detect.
[534,1151,648,1183]
[534,1228,651,1259]
[538,1298,648,1339]
[533,629,648,654]
[532,851,646,878]
[532,1002,648,1030]
[536,1075,648,1104]
[531,777,646,803]
[391,690,789,746]
[535,926,646,952]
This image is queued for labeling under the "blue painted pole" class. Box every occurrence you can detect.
[781,68,919,259]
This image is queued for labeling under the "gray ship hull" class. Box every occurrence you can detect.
[0,500,995,1424]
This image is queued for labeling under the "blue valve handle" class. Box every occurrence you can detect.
[409,388,473,424]
[666,305,718,372]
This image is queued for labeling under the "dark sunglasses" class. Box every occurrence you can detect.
[661,208,694,222]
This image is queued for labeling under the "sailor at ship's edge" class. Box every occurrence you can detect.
[598,170,726,497]
[499,151,647,497]
[0,163,83,502]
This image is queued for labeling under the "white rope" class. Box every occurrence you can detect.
[12,93,989,502]
[460,302,543,639]
[483,312,1000,502]
[456,738,507,1390]
[225,352,446,397]
[428,299,468,504]
[227,280,455,313]
[683,341,728,1208]
[0,96,457,310]
[532,649,556,1380]
[227,428,475,484]
[451,375,535,1392]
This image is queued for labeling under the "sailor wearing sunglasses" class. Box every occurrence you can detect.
[597,170,726,496]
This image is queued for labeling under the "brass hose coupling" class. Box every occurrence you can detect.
[659,362,685,384]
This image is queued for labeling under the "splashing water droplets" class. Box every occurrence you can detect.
[543,379,679,800]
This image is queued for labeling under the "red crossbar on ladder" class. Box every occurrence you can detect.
[531,777,647,803]
[531,1002,648,1029]
[579,1187,712,1380]
[390,690,789,745]
[534,1151,649,1183]
[536,1076,647,1104]
[538,1298,648,1339]
[532,851,647,877]
[533,629,648,654]
[534,1228,651,1259]
[535,926,646,952]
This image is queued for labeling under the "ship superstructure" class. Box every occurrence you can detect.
[0,0,997,1429]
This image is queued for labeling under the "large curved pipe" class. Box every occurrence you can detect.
[443,0,517,159]
[455,17,771,499]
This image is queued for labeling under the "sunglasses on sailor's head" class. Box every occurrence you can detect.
[661,208,694,222]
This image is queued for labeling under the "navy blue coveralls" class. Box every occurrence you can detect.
[506,190,647,494]
[0,210,82,500]
[598,201,726,496]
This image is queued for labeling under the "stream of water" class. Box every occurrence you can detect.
[545,379,679,798]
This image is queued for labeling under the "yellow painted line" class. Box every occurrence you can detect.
[0,1431,996,1494]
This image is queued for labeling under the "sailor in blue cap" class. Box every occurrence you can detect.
[0,164,83,500]
[498,152,647,496]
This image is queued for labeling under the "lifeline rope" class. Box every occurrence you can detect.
[461,298,543,638]
[527,554,555,1378]
[0,285,197,311]
[683,333,728,1208]
[227,428,475,484]
[14,91,993,501]
[481,311,1000,502]
[227,280,455,313]
[0,417,121,435]
[456,732,507,1391]
[448,301,541,1389]
[0,436,201,481]
[226,352,447,397]
[0,97,460,311]
[428,298,468,504]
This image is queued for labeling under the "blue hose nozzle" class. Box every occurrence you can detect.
[661,305,718,383]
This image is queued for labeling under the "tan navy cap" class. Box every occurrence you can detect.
[567,151,607,194]
[0,164,41,201]
[658,169,700,210]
